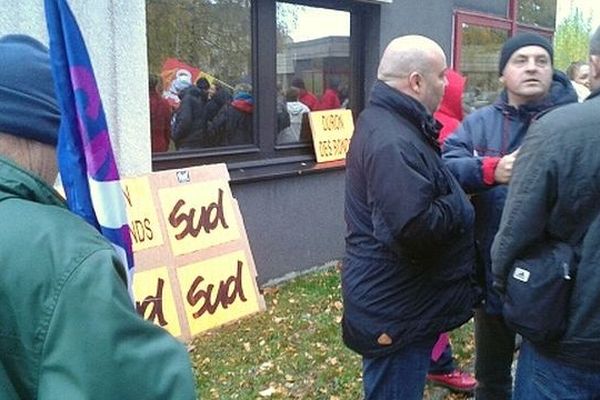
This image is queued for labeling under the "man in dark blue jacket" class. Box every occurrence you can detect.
[491,25,600,398]
[442,33,577,399]
[342,35,478,400]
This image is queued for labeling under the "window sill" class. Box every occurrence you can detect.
[229,158,346,184]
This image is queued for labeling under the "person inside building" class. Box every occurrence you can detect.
[171,77,211,150]
[291,76,319,111]
[342,34,478,400]
[0,34,196,399]
[277,86,310,144]
[317,76,341,110]
[566,60,591,102]
[492,25,600,399]
[442,32,577,400]
[205,81,231,125]
[209,82,253,146]
[148,73,172,153]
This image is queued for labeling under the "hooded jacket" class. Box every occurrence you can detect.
[278,101,310,144]
[442,71,577,314]
[209,91,253,146]
[0,156,195,399]
[342,80,477,358]
[492,89,600,367]
[434,69,466,144]
[172,85,209,149]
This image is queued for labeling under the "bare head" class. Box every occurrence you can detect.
[589,26,600,92]
[377,35,448,113]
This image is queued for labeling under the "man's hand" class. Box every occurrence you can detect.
[494,148,520,184]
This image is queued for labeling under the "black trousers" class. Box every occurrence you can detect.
[474,307,516,400]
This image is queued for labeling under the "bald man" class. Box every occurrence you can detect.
[342,35,478,399]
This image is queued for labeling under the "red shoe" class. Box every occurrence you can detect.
[426,369,477,393]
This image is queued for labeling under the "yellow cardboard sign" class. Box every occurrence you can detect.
[122,177,164,251]
[308,109,354,162]
[134,267,181,337]
[158,179,241,256]
[177,251,262,335]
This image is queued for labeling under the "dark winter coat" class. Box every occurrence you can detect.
[342,80,478,358]
[171,86,209,149]
[209,94,253,146]
[442,71,577,314]
[205,87,231,123]
[492,89,600,368]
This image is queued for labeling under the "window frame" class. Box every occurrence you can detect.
[453,0,555,70]
[151,0,368,178]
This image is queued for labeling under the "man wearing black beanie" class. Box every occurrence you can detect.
[0,34,196,399]
[442,33,577,400]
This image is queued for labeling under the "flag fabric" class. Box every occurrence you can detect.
[44,0,135,292]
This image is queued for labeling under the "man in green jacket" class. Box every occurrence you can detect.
[0,35,196,399]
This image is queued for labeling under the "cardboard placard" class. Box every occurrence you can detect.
[122,164,265,341]
[308,109,354,162]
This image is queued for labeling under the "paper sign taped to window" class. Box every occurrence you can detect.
[308,109,354,162]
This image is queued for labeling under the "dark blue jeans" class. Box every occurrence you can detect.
[514,340,600,399]
[362,337,436,400]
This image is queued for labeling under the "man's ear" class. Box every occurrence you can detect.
[408,71,422,93]
[590,55,600,80]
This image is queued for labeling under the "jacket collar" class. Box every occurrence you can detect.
[0,156,65,208]
[494,70,578,117]
[369,80,441,149]
[587,87,600,101]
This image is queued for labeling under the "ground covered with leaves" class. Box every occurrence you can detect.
[190,265,475,399]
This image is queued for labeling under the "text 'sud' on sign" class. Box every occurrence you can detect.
[177,251,262,336]
[158,179,241,256]
[127,164,265,341]
[308,109,355,163]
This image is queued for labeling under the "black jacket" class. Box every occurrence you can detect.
[209,100,253,146]
[492,89,600,368]
[172,86,210,149]
[342,80,478,358]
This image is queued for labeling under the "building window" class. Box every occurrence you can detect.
[454,0,556,111]
[146,0,253,155]
[459,23,509,112]
[275,3,350,146]
[517,0,557,28]
[146,0,365,174]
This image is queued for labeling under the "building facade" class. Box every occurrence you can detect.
[0,0,557,284]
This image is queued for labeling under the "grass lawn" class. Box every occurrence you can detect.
[190,264,475,399]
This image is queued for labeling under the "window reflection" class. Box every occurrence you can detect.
[460,24,508,111]
[518,0,557,28]
[275,3,350,145]
[146,0,253,153]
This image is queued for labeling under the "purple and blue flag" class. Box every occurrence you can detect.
[44,0,135,293]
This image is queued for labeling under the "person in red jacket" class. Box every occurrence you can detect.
[317,76,342,110]
[434,69,466,144]
[426,69,477,394]
[291,76,319,111]
[148,74,172,152]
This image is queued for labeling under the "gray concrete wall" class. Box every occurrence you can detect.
[231,170,346,284]
[0,1,151,177]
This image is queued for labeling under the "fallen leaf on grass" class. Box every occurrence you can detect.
[258,387,277,397]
